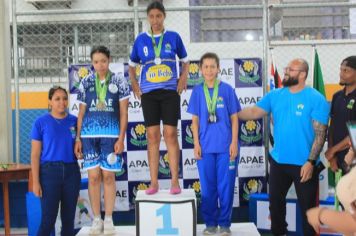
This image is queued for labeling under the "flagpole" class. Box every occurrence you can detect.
[311,44,316,82]
[267,47,276,91]
[270,47,276,79]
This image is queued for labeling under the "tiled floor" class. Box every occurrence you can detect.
[0,228,28,235]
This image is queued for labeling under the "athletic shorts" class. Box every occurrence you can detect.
[82,137,122,172]
[141,89,180,127]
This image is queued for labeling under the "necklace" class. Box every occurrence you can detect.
[51,113,67,125]
[53,118,62,124]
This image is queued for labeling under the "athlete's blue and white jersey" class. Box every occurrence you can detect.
[129,30,188,93]
[77,71,130,138]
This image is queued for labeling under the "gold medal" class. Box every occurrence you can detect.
[96,101,106,110]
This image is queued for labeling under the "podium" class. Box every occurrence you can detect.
[135,189,197,236]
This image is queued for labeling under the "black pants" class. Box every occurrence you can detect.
[269,157,318,236]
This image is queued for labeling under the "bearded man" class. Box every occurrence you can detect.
[238,58,330,236]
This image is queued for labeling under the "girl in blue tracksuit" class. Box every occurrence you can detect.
[188,52,240,235]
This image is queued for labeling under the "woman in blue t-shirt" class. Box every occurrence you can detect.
[128,1,189,195]
[31,86,81,236]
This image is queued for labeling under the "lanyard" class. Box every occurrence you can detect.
[150,30,164,58]
[95,72,111,102]
[203,80,219,115]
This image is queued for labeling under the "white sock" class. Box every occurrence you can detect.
[94,215,101,221]
[105,215,113,221]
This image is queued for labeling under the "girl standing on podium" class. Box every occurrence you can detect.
[31,86,81,236]
[128,1,189,195]
[74,46,130,235]
[188,52,240,236]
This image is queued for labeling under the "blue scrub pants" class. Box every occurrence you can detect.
[197,152,237,228]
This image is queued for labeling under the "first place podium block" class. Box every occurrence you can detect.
[135,189,197,236]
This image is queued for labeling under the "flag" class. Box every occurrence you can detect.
[313,48,335,190]
[270,62,282,89]
[313,49,326,97]
[269,55,282,147]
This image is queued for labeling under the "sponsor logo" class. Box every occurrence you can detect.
[239,155,264,165]
[129,182,149,209]
[159,153,171,175]
[216,96,224,108]
[72,66,90,90]
[78,67,89,79]
[220,67,233,77]
[347,99,355,109]
[186,180,201,206]
[146,64,173,83]
[184,158,197,166]
[238,96,261,106]
[184,124,194,145]
[187,62,203,86]
[239,60,260,83]
[181,98,189,111]
[164,43,172,53]
[116,189,128,198]
[242,179,263,200]
[219,66,234,84]
[88,99,114,112]
[108,84,118,94]
[115,156,126,177]
[296,103,304,116]
[240,120,262,144]
[128,159,149,168]
[128,101,142,109]
[129,124,147,148]
[70,126,76,138]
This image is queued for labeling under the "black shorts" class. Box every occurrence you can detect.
[141,89,180,127]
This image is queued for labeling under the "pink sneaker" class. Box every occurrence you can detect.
[170,186,181,195]
[145,186,159,195]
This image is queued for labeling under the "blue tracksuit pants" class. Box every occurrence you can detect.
[197,152,237,227]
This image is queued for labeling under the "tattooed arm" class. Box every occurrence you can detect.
[300,120,327,183]
[308,120,328,161]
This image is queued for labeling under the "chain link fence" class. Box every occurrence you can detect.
[9,0,356,163]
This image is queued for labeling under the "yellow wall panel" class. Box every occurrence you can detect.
[11,92,48,109]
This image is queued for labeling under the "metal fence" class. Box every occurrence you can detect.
[9,0,356,163]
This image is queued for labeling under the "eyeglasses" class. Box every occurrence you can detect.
[284,67,305,73]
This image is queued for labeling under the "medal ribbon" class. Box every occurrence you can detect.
[150,29,164,59]
[95,72,111,103]
[203,80,219,116]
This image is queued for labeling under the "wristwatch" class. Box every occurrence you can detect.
[307,159,316,166]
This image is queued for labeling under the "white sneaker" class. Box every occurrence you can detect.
[89,218,103,235]
[103,218,116,235]
[203,226,217,235]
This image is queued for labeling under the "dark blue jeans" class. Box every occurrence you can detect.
[37,162,81,236]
